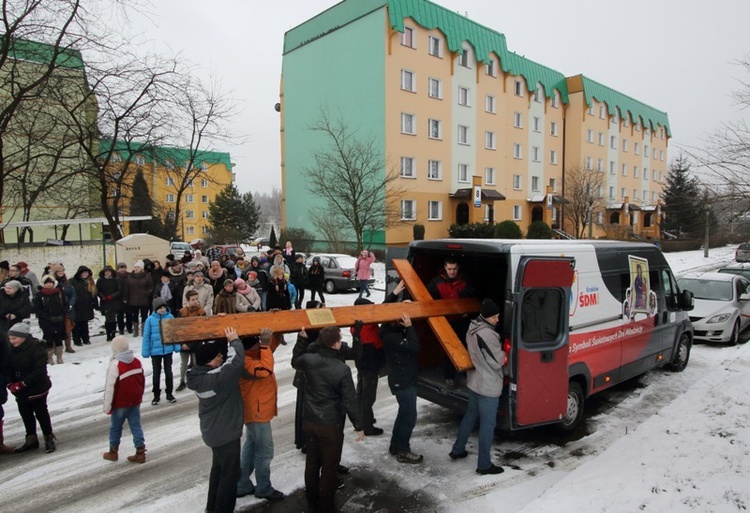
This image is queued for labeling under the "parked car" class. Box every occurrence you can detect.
[717,263,750,281]
[736,243,750,263]
[216,245,244,259]
[170,241,192,260]
[305,253,375,293]
[677,272,750,345]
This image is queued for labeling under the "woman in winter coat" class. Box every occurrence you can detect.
[97,266,122,342]
[141,298,179,405]
[181,272,214,316]
[266,267,291,311]
[355,250,376,299]
[213,279,238,315]
[207,260,227,295]
[153,271,179,314]
[282,241,296,268]
[6,320,56,453]
[269,254,290,280]
[289,254,308,310]
[248,258,269,310]
[32,275,68,365]
[70,266,97,346]
[234,278,261,312]
[0,280,32,333]
[307,256,326,305]
[123,260,154,337]
[50,264,76,353]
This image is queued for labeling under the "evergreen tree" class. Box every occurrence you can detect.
[129,170,167,236]
[269,226,277,248]
[662,155,703,238]
[208,184,258,243]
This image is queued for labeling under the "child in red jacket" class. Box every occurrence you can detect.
[103,336,146,463]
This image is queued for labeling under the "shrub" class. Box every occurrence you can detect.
[448,223,495,239]
[527,221,552,239]
[494,220,522,239]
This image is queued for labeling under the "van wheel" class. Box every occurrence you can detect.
[729,320,740,346]
[324,280,336,294]
[559,381,584,433]
[668,333,691,372]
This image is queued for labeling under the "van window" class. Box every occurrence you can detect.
[661,269,679,310]
[521,289,562,344]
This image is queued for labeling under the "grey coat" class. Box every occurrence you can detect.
[466,316,505,398]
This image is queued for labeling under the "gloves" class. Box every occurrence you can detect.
[8,382,26,395]
[353,320,364,336]
[106,295,113,301]
[259,328,273,345]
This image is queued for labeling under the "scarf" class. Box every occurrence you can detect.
[159,282,173,302]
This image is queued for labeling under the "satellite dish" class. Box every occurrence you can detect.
[274,103,281,112]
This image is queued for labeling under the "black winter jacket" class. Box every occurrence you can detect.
[7,337,51,401]
[33,287,68,332]
[0,289,32,333]
[96,267,122,314]
[380,323,420,391]
[71,266,96,322]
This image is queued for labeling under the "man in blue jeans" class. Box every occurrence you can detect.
[449,298,506,475]
[380,306,423,464]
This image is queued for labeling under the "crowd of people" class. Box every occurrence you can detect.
[0,247,509,513]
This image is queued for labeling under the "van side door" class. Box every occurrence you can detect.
[513,257,574,427]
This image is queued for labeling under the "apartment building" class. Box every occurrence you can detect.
[281,0,669,246]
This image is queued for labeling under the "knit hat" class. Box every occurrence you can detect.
[111,336,129,355]
[41,275,57,287]
[195,343,222,366]
[152,297,168,311]
[160,270,172,278]
[8,320,31,339]
[194,271,204,278]
[354,297,373,306]
[247,271,258,281]
[234,278,249,293]
[17,261,28,270]
[480,298,500,319]
[225,260,235,267]
[223,278,235,287]
[3,280,22,291]
[133,260,145,270]
[117,262,127,269]
[0,261,9,271]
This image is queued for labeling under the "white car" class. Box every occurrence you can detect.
[677,272,750,345]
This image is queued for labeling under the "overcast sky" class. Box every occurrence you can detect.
[134,0,750,194]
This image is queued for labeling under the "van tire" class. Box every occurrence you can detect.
[324,280,336,294]
[559,381,584,433]
[668,332,691,372]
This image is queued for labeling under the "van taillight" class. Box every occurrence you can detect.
[342,271,351,278]
[445,243,463,249]
[502,337,511,366]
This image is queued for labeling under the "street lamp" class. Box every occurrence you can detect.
[587,196,594,239]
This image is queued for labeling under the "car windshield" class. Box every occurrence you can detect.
[719,268,750,280]
[678,279,733,301]
[172,243,189,250]
[336,257,357,269]
[740,243,750,250]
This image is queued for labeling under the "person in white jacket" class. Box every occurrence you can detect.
[234,278,261,312]
[449,299,505,475]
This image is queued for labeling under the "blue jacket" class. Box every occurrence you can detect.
[141,309,179,357]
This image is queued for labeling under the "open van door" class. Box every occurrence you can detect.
[513,257,575,427]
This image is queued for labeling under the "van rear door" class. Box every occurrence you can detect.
[513,257,574,427]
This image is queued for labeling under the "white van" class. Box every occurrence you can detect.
[170,241,192,260]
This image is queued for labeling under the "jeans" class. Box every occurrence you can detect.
[151,354,174,398]
[452,390,499,470]
[237,422,275,497]
[390,386,417,453]
[207,438,241,513]
[357,280,371,298]
[259,290,268,311]
[303,420,343,513]
[109,406,145,448]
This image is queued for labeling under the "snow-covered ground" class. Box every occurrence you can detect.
[0,245,747,512]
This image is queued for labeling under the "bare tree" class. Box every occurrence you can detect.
[563,165,607,239]
[305,110,404,252]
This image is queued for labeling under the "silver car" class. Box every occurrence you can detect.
[677,272,750,345]
[736,243,750,263]
[306,253,375,293]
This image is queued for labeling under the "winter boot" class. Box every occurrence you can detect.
[0,421,15,454]
[44,433,56,453]
[127,445,146,464]
[105,322,116,341]
[55,346,64,364]
[47,348,54,366]
[133,323,139,337]
[64,338,75,354]
[103,446,119,461]
[14,434,39,453]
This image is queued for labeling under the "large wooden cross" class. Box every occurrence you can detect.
[160,259,479,371]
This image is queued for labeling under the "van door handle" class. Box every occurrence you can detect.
[540,351,554,362]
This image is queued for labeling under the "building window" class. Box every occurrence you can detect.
[186,226,195,235]
[485,167,495,185]
[610,136,617,149]
[532,146,540,162]
[550,121,558,136]
[609,186,614,199]
[202,195,208,203]
[428,200,442,221]
[587,104,595,116]
[135,155,145,166]
[633,189,638,200]
[660,150,664,161]
[202,210,209,219]
[428,35,442,57]
[652,169,657,181]
[401,200,416,220]
[597,159,603,172]
[598,132,604,146]
[428,77,442,99]
[514,80,524,97]
[401,70,415,92]
[622,139,628,152]
[202,226,209,234]
[201,179,208,187]
[485,131,496,150]
[166,177,174,186]
[185,194,194,203]
[401,27,414,48]
[514,112,523,128]
[551,93,558,108]
[532,116,541,132]
[532,176,540,192]
[585,156,593,170]
[599,105,606,119]
[533,88,542,103]
[587,129,594,143]
[201,162,209,172]
[427,160,442,180]
[458,125,469,145]
[485,94,496,113]
[401,113,415,134]
[164,159,175,170]
[458,86,470,106]
[621,187,626,199]
[428,118,442,139]
[513,143,522,159]
[634,142,640,155]
[550,150,558,165]
[634,166,639,178]
[513,205,522,220]
[185,210,194,219]
[400,157,416,178]
[622,164,627,176]
[485,59,495,77]
[609,161,615,175]
[549,178,556,191]
[458,50,470,68]
[458,163,469,182]
[644,144,650,157]
[513,174,521,190]
[166,194,175,203]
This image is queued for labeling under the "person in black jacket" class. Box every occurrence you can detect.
[70,266,96,346]
[33,275,68,365]
[292,326,364,513]
[0,280,32,334]
[307,257,326,305]
[380,296,422,464]
[6,320,56,453]
[289,254,308,310]
[0,332,14,453]
[97,266,122,341]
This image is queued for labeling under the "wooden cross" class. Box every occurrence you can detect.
[160,259,479,371]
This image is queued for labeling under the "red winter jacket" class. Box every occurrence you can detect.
[103,352,145,414]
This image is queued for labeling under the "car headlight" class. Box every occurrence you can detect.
[707,313,732,324]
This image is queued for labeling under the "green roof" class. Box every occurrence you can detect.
[579,75,671,136]
[99,139,233,170]
[2,35,85,70]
